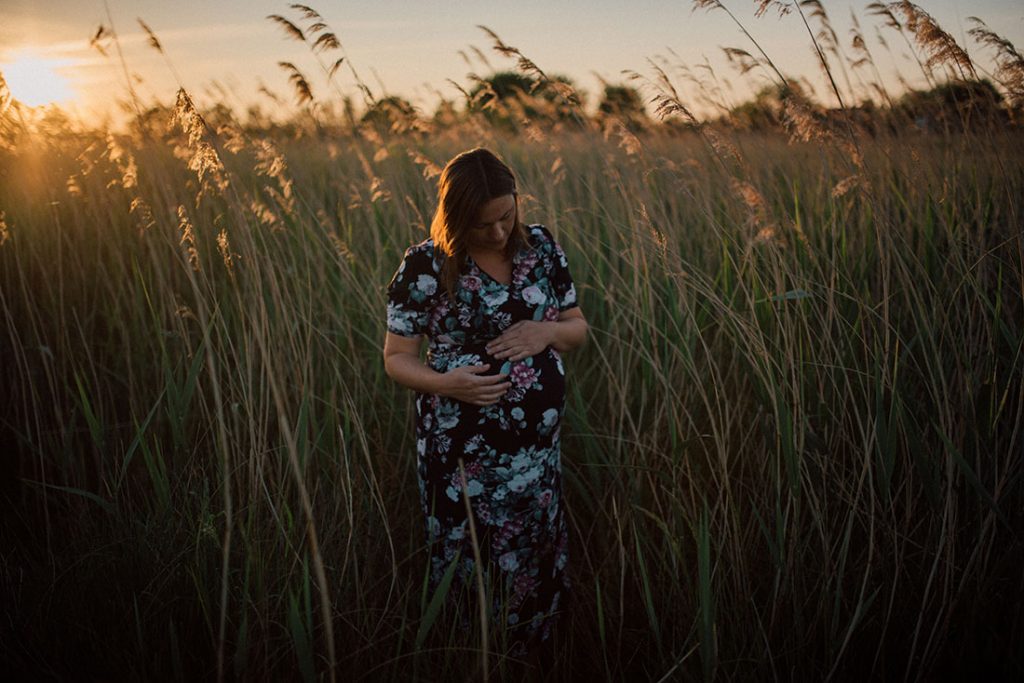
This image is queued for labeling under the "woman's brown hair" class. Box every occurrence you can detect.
[430,148,528,299]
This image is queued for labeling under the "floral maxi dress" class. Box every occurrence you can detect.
[386,224,578,652]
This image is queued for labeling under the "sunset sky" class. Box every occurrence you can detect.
[2,0,1022,123]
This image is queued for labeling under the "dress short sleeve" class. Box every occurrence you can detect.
[386,244,438,337]
[535,225,578,312]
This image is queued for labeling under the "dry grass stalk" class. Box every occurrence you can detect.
[890,1,976,80]
[267,14,306,42]
[754,0,791,19]
[277,61,315,105]
[216,228,235,274]
[289,4,322,21]
[128,197,155,233]
[477,25,582,109]
[602,117,644,157]
[177,205,200,271]
[968,18,1024,107]
[253,138,295,213]
[137,18,163,53]
[88,24,111,57]
[831,174,865,198]
[0,210,9,247]
[407,150,442,180]
[721,46,760,76]
[172,89,229,201]
[106,134,138,189]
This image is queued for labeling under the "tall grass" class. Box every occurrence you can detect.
[2,2,1022,680]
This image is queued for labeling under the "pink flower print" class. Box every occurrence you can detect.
[521,285,546,306]
[510,362,539,388]
[461,275,482,291]
[538,489,553,508]
[543,305,560,321]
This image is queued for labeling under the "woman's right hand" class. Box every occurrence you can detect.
[440,364,510,406]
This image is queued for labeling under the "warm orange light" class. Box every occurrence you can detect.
[1,51,78,107]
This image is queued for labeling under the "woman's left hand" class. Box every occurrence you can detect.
[486,321,554,362]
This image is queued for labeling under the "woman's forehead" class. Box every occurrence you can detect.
[478,194,516,222]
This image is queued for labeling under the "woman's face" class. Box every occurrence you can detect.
[467,194,516,253]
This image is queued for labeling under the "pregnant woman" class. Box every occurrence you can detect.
[383,148,588,661]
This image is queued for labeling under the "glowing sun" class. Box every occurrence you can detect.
[1,52,78,107]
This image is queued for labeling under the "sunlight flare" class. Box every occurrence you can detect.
[1,51,79,107]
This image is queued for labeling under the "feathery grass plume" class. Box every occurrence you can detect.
[0,72,18,150]
[471,45,493,71]
[849,10,894,107]
[465,74,499,111]
[407,150,442,180]
[0,71,10,114]
[88,24,110,56]
[628,63,697,126]
[177,205,199,271]
[550,156,567,186]
[257,79,285,106]
[273,4,372,114]
[137,18,163,53]
[446,78,474,107]
[603,117,644,158]
[781,90,831,144]
[801,0,839,55]
[866,1,933,87]
[889,1,976,80]
[801,0,863,106]
[253,138,296,214]
[968,18,1024,107]
[369,176,391,203]
[477,25,582,109]
[105,133,137,189]
[327,231,354,263]
[327,57,345,79]
[172,88,229,201]
[128,197,155,233]
[267,14,306,42]
[312,32,341,53]
[0,211,9,247]
[290,4,323,20]
[119,150,138,189]
[249,197,280,229]
[692,0,789,86]
[722,46,761,76]
[831,173,865,198]
[730,178,777,240]
[215,122,247,154]
[759,1,792,18]
[216,228,234,274]
[65,174,82,197]
[277,62,314,106]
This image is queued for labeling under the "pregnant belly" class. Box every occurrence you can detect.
[431,342,566,421]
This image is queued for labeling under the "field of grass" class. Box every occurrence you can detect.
[2,3,1023,681]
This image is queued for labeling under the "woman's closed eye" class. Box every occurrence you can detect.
[476,209,513,230]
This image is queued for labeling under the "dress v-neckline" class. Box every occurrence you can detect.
[468,250,518,288]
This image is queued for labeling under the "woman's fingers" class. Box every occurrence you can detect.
[471,379,511,405]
